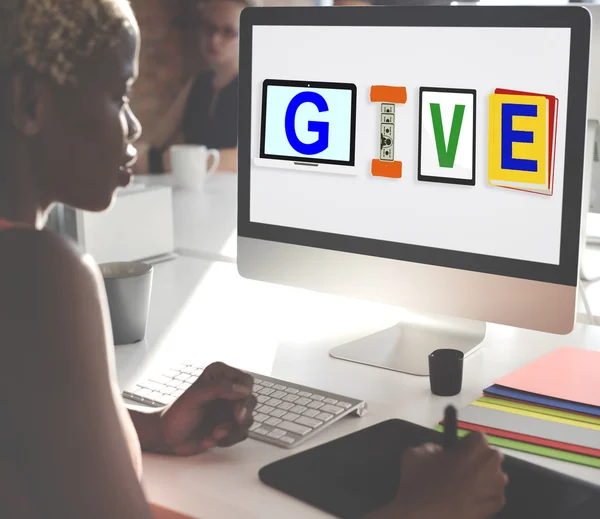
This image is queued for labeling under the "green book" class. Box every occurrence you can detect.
[434,425,600,469]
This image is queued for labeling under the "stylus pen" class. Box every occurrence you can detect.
[444,405,458,450]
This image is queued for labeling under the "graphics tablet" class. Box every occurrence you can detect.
[259,419,600,519]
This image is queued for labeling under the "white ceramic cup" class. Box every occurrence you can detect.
[169,144,220,191]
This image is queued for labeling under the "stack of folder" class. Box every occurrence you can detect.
[435,347,600,469]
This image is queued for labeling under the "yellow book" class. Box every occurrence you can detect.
[488,92,551,194]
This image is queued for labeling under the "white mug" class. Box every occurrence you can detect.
[169,144,220,191]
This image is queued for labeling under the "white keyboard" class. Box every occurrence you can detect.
[122,363,367,449]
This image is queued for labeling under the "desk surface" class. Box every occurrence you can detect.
[116,255,600,519]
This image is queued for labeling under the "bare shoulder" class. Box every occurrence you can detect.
[0,228,108,374]
[0,227,93,276]
[0,228,101,306]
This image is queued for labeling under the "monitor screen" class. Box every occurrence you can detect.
[260,80,357,165]
[242,8,588,287]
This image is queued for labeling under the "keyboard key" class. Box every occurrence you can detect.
[134,388,152,397]
[172,389,185,398]
[258,405,274,414]
[303,409,320,418]
[163,369,178,378]
[307,401,324,410]
[166,380,180,389]
[278,421,311,436]
[259,388,275,396]
[283,394,299,403]
[296,416,323,428]
[175,374,189,382]
[266,398,283,407]
[192,368,203,377]
[338,402,352,409]
[315,412,334,421]
[253,384,261,393]
[269,409,287,418]
[290,405,308,414]
[285,388,299,394]
[186,375,198,383]
[181,366,195,375]
[280,436,296,445]
[271,391,287,400]
[149,375,170,385]
[254,413,269,423]
[141,381,163,392]
[257,395,270,404]
[311,395,325,401]
[282,412,300,422]
[265,417,282,427]
[250,422,261,431]
[261,381,274,388]
[324,398,338,405]
[295,397,311,406]
[148,391,164,401]
[160,387,176,396]
[273,385,286,391]
[321,404,344,415]
[278,402,295,411]
[298,391,312,398]
[178,382,192,391]
[267,429,286,439]
[254,427,269,436]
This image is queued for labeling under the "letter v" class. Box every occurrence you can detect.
[429,103,465,168]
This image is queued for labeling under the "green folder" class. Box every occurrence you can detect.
[434,425,600,469]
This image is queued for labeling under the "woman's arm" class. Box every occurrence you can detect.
[0,230,154,519]
[127,407,168,453]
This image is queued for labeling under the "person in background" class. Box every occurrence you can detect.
[0,0,507,517]
[134,0,253,175]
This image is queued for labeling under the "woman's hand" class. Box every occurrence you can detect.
[155,362,257,456]
[369,432,508,519]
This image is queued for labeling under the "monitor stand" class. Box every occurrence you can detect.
[329,312,486,376]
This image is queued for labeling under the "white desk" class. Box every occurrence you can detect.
[116,256,600,519]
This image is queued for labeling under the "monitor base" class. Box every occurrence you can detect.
[329,313,486,376]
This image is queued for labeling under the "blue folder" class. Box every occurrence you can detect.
[484,385,600,418]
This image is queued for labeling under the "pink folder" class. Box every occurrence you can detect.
[495,347,600,408]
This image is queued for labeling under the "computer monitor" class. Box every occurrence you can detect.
[237,5,591,375]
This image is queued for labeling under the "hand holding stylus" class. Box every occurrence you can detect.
[367,406,508,519]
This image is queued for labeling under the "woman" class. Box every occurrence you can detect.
[0,1,507,517]
[135,0,249,174]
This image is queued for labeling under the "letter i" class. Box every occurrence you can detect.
[369,86,407,178]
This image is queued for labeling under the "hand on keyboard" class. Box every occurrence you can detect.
[146,362,258,456]
[123,363,367,449]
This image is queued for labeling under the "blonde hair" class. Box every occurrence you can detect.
[0,0,136,86]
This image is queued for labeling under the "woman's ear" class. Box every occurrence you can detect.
[9,72,45,137]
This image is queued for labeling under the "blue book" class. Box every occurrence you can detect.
[484,385,600,418]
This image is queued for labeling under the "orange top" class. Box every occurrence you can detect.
[0,219,31,230]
